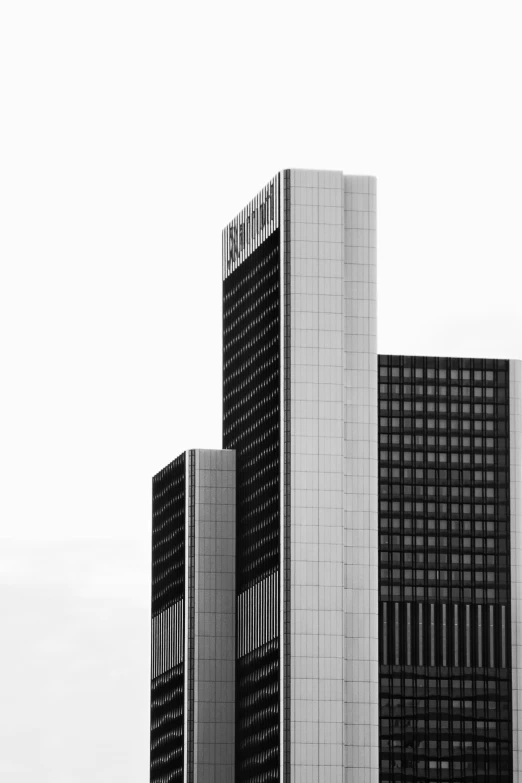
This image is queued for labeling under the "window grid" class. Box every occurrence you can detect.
[378,355,512,782]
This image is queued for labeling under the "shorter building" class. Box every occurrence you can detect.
[378,356,522,781]
[150,449,236,782]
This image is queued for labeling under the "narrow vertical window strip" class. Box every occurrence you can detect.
[489,605,495,668]
[478,604,483,668]
[269,573,272,640]
[454,604,459,667]
[171,605,174,669]
[442,604,447,667]
[168,606,171,667]
[466,604,471,668]
[275,570,278,641]
[253,582,256,651]
[179,602,181,668]
[151,619,155,679]
[257,580,261,650]
[152,617,156,679]
[383,602,388,665]
[256,581,258,649]
[160,612,163,677]
[430,604,435,667]
[167,607,170,672]
[260,580,263,649]
[240,592,243,658]
[395,603,400,665]
[154,618,158,679]
[253,583,256,651]
[238,593,241,659]
[406,603,411,666]
[419,604,423,667]
[259,580,263,648]
[265,576,268,645]
[502,605,506,669]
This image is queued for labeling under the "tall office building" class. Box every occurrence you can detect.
[223,170,378,783]
[378,355,521,781]
[151,169,522,783]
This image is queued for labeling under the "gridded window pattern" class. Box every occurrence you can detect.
[237,638,279,783]
[378,355,512,781]
[151,454,186,782]
[380,670,512,780]
[223,232,280,782]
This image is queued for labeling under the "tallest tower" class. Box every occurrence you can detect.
[222,170,379,783]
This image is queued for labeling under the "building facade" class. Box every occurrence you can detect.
[378,355,521,781]
[151,169,522,783]
[150,449,236,783]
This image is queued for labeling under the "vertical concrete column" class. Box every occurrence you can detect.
[343,175,379,783]
[192,449,236,783]
[288,169,345,782]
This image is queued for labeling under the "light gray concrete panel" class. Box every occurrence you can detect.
[280,169,379,783]
[287,169,348,783]
[343,175,379,783]
[182,449,236,783]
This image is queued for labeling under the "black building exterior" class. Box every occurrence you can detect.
[150,454,186,783]
[378,355,512,781]
[223,226,281,783]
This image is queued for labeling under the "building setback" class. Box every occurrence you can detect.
[378,355,521,781]
[150,169,522,783]
[150,449,236,783]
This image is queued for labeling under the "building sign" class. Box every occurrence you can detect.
[222,173,280,280]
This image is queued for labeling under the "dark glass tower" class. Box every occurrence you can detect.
[223,218,281,781]
[378,356,513,781]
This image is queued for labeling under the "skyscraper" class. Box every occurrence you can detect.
[378,355,521,781]
[222,170,378,783]
[150,169,522,783]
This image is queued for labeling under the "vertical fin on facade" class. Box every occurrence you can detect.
[343,175,379,782]
[511,359,522,775]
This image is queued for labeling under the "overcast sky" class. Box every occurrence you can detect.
[1,1,521,780]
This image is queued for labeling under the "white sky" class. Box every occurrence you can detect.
[1,1,521,780]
